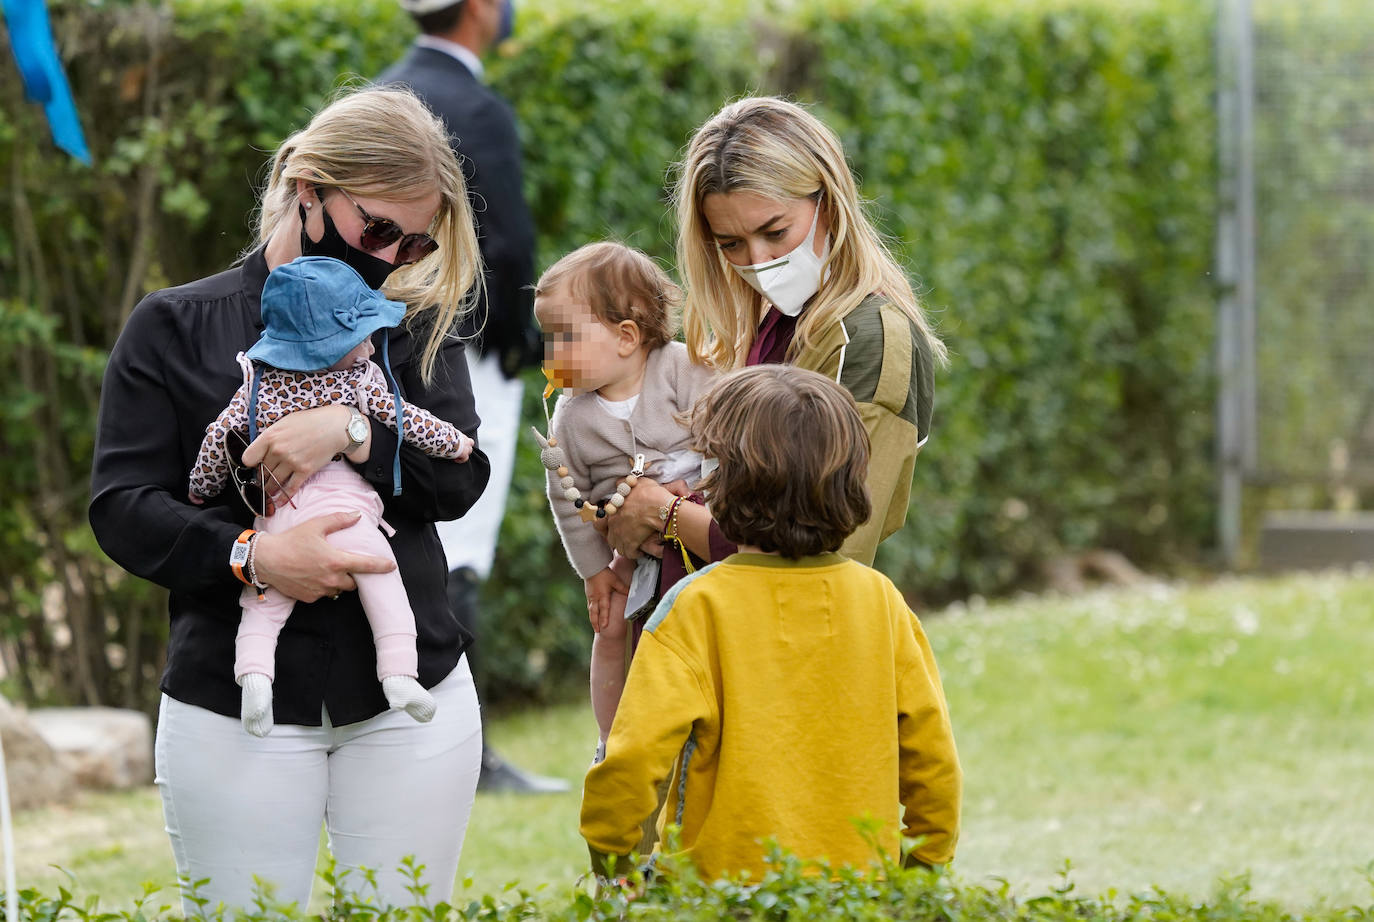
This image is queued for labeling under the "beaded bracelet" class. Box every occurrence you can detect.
[243,533,268,600]
[661,495,685,540]
[662,496,695,574]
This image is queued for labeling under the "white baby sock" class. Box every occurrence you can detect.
[238,673,274,738]
[381,675,436,723]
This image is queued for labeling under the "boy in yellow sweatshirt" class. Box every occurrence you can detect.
[580,365,961,881]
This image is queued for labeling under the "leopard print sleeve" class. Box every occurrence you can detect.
[188,382,251,499]
[358,363,473,461]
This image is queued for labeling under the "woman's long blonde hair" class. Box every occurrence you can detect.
[255,85,482,383]
[675,96,946,371]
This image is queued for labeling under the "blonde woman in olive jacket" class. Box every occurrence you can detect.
[603,97,945,569]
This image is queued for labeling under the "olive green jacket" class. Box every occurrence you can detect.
[793,297,934,566]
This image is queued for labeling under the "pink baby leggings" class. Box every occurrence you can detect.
[236,460,417,682]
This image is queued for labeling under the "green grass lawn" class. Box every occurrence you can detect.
[13,569,1374,911]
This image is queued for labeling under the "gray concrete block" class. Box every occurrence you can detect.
[1259,511,1374,572]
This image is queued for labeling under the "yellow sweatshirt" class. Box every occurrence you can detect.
[580,553,961,880]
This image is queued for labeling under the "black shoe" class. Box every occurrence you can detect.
[478,748,571,794]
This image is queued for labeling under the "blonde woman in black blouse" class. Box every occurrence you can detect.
[90,87,491,913]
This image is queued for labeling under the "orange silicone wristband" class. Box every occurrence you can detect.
[230,528,256,586]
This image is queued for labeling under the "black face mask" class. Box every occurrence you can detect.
[298,202,398,290]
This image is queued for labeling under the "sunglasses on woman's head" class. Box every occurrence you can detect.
[331,188,440,266]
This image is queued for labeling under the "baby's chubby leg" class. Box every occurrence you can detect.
[380,675,436,723]
[235,583,296,738]
[326,506,436,724]
[238,673,275,738]
[351,568,435,724]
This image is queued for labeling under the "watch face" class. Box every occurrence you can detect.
[348,417,369,444]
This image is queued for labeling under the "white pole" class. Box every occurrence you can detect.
[1235,0,1258,475]
[1216,0,1256,568]
[0,729,18,922]
[1216,0,1243,566]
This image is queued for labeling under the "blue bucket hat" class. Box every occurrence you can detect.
[245,256,410,495]
[248,255,406,370]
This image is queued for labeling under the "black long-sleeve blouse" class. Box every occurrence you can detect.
[89,247,490,725]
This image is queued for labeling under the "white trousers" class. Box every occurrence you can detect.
[434,352,524,579]
[154,657,482,915]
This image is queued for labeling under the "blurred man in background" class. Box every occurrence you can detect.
[379,0,566,794]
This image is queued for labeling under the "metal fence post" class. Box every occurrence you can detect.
[1216,0,1255,567]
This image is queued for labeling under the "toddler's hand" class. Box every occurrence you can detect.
[584,567,630,633]
[188,491,205,505]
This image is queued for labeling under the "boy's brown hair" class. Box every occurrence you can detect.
[691,365,871,558]
[534,241,682,350]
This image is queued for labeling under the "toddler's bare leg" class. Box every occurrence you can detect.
[590,591,629,744]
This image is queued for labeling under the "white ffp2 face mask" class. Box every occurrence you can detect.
[728,202,830,317]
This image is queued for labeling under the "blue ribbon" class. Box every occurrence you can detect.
[380,336,404,497]
[247,365,264,445]
[2,0,91,164]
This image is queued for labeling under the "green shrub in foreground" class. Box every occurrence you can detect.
[9,850,1373,922]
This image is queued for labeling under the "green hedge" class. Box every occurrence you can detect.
[483,0,1219,701]
[1,0,1217,709]
[6,851,1373,922]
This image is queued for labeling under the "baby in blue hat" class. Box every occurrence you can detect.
[188,256,475,737]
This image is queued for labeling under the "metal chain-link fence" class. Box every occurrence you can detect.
[1218,0,1374,561]
[1252,0,1374,486]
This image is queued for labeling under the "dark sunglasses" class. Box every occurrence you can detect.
[331,188,440,266]
[226,430,296,518]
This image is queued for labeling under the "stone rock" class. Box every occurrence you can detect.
[0,697,77,810]
[28,706,153,791]
[1041,548,1149,595]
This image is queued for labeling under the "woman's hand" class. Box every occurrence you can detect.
[252,511,395,603]
[241,405,367,501]
[599,478,690,559]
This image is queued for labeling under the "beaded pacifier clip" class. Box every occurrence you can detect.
[531,369,645,523]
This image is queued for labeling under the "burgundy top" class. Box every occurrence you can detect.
[701,307,799,567]
[746,307,799,367]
